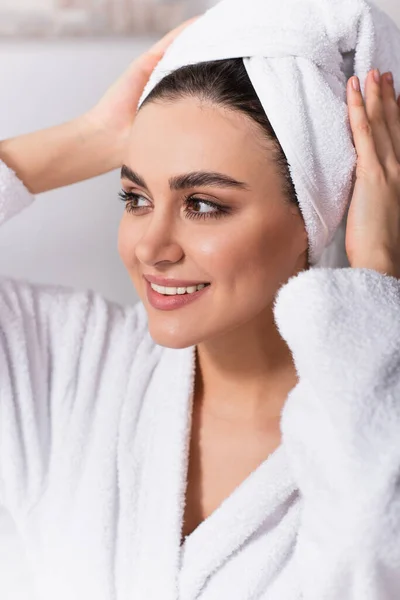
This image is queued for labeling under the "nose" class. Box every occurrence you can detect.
[134,209,184,267]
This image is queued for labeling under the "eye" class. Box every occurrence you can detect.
[183,196,230,220]
[117,189,231,220]
[118,190,151,213]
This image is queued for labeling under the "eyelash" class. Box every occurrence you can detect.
[118,189,230,221]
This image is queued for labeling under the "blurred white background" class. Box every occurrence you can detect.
[0,1,399,599]
[0,0,207,36]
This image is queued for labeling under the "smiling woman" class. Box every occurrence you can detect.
[115,58,310,545]
[2,2,400,600]
[118,58,308,356]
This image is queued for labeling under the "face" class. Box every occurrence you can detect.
[118,97,309,349]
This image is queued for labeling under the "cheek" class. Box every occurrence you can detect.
[200,216,282,288]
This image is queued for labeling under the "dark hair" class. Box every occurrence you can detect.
[140,58,299,209]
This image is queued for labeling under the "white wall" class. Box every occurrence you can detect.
[0,1,400,598]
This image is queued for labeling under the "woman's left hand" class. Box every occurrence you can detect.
[345,69,400,278]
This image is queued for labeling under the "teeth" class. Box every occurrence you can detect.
[150,282,209,295]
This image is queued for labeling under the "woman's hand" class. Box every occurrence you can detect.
[0,17,199,194]
[345,69,400,278]
[84,16,199,163]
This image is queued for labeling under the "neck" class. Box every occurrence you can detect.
[194,305,298,423]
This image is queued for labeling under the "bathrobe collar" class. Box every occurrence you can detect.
[127,341,297,600]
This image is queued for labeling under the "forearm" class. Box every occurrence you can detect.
[0,114,124,194]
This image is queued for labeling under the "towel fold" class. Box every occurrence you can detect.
[138,0,400,266]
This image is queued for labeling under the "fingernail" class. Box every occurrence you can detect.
[385,71,393,85]
[373,68,381,84]
[352,76,360,92]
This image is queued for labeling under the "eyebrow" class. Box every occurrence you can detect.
[120,164,250,192]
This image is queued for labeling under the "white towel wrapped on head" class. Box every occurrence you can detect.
[138,0,400,267]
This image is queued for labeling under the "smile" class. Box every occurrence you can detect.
[150,282,210,296]
[145,280,211,311]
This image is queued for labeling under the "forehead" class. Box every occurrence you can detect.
[127,98,274,177]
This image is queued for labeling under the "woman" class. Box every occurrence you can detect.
[1,12,400,600]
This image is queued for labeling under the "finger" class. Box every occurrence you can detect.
[131,16,200,87]
[364,68,398,170]
[381,72,400,164]
[347,75,380,174]
[96,15,199,115]
[147,16,200,59]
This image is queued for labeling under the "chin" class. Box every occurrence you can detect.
[146,321,199,350]
[148,332,196,350]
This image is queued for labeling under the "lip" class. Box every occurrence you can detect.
[145,279,211,311]
[144,274,210,287]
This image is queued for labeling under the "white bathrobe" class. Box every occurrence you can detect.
[0,159,400,600]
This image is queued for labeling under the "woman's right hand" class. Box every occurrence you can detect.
[84,16,199,167]
[0,16,199,194]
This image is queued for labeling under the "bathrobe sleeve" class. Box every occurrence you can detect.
[0,159,144,520]
[273,267,400,600]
